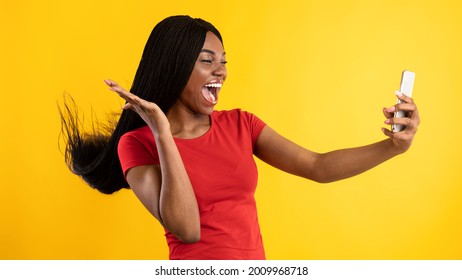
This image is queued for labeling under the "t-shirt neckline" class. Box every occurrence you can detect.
[172,113,214,142]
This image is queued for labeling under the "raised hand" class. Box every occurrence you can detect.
[104,79,171,137]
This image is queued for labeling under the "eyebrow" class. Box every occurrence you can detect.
[200,49,226,56]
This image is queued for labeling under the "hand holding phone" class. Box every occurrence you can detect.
[392,70,415,132]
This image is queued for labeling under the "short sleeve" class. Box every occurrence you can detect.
[118,130,159,176]
[243,111,266,148]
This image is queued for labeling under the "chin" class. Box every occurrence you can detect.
[201,107,215,116]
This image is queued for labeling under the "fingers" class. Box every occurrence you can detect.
[384,115,417,131]
[381,124,415,153]
[104,79,165,123]
[105,79,132,98]
[381,127,394,138]
[384,91,415,111]
[395,90,414,104]
[383,89,419,125]
[104,79,131,99]
[104,79,144,108]
[382,107,394,119]
[382,115,417,138]
[380,90,420,151]
[383,107,419,133]
[122,102,133,110]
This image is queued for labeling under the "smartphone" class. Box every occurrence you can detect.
[392,70,415,132]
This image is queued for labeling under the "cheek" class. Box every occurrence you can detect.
[181,65,209,98]
[186,71,208,92]
[180,82,201,104]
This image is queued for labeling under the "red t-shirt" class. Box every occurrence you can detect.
[118,109,267,259]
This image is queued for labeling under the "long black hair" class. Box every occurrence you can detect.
[59,16,223,194]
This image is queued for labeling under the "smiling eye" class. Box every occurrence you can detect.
[221,61,228,65]
[201,59,212,64]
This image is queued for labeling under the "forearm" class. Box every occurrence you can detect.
[155,132,200,243]
[311,138,401,183]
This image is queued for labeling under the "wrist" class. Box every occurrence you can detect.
[154,129,174,143]
[386,138,407,156]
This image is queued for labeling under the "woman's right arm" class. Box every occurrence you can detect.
[105,80,200,243]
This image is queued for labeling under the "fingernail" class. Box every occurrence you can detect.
[387,106,396,112]
[384,119,391,124]
[395,90,403,97]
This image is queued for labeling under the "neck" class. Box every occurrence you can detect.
[166,105,211,139]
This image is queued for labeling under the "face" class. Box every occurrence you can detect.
[176,31,227,115]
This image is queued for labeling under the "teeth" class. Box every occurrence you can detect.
[210,91,216,102]
[205,83,222,88]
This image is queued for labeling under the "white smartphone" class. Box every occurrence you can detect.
[392,70,415,132]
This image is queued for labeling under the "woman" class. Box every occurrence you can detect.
[60,15,420,260]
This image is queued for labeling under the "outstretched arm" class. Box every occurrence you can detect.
[254,91,420,183]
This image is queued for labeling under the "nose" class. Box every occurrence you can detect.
[213,63,227,80]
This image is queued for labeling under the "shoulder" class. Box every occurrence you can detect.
[118,126,159,173]
[120,126,151,141]
[118,126,153,150]
[213,109,266,145]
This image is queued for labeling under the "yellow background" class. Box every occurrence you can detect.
[1,0,461,259]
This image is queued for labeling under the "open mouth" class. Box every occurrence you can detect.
[201,83,222,104]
